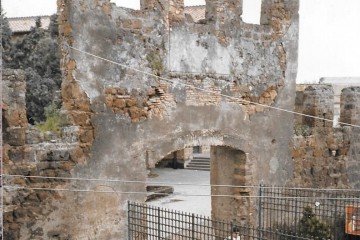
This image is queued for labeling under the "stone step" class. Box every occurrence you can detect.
[187,161,210,166]
[186,166,210,171]
[185,157,211,171]
[191,159,210,163]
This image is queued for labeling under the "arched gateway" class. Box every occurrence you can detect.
[41,0,301,238]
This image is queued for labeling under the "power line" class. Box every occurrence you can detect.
[3,174,360,192]
[65,44,360,129]
[3,185,360,200]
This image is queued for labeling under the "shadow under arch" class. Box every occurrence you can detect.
[143,129,257,225]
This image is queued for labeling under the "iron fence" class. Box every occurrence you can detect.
[259,186,360,240]
[128,202,311,240]
[128,186,360,239]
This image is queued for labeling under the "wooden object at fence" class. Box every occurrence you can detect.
[345,205,360,235]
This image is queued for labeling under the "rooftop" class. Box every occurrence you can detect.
[184,5,205,22]
[8,16,51,33]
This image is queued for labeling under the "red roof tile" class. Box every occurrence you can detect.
[184,5,205,22]
[8,16,51,33]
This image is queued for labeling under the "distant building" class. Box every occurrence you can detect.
[184,5,205,22]
[319,77,360,126]
[8,16,50,42]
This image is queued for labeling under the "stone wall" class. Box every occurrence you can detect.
[292,85,360,188]
[2,69,81,239]
[4,0,301,238]
[3,0,360,237]
[54,0,299,238]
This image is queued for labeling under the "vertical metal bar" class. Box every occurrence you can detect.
[334,191,338,240]
[191,213,195,239]
[258,184,263,240]
[294,188,298,235]
[158,207,161,240]
[128,201,131,240]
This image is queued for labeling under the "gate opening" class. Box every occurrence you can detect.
[146,145,253,224]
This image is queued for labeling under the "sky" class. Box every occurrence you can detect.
[2,0,360,83]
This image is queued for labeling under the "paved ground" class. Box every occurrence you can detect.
[146,168,211,217]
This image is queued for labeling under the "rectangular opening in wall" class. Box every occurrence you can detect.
[184,0,205,6]
[110,0,140,10]
[242,0,261,24]
[184,0,205,22]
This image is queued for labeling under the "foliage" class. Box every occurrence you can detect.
[299,206,331,239]
[36,102,66,135]
[146,52,164,76]
[25,68,61,123]
[1,11,13,63]
[294,124,311,137]
[2,13,61,123]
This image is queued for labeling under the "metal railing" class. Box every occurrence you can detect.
[128,201,311,240]
[258,186,360,240]
[128,186,360,239]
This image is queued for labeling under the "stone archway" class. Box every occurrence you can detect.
[143,132,256,225]
[211,146,255,225]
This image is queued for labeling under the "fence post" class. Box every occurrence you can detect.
[294,189,298,234]
[128,201,131,240]
[334,192,338,239]
[258,184,263,239]
[192,213,195,239]
[158,207,161,239]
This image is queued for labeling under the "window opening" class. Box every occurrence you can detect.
[242,0,261,24]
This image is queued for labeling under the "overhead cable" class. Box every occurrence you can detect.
[65,44,360,129]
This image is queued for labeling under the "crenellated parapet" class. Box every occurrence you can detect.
[261,0,299,24]
[340,87,360,126]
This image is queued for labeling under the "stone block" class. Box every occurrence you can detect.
[26,128,44,144]
[6,127,26,146]
[128,106,143,120]
[113,98,126,109]
[47,149,70,161]
[79,129,94,143]
[70,111,90,126]
[126,97,137,107]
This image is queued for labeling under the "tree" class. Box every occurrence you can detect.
[1,11,13,67]
[4,14,62,123]
[299,206,331,239]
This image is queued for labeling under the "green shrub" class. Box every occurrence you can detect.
[36,103,66,136]
[146,52,163,76]
[294,124,311,137]
[299,206,331,239]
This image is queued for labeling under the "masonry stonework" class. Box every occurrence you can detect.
[54,0,300,238]
[292,85,360,188]
[3,0,303,239]
[4,1,360,239]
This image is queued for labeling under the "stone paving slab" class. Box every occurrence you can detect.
[147,168,211,217]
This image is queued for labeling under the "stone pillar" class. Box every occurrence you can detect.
[2,69,28,146]
[205,0,243,24]
[341,87,360,188]
[169,0,184,23]
[340,87,360,126]
[302,85,334,129]
[211,146,254,226]
[141,0,184,25]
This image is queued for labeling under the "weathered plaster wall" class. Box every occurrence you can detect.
[54,0,300,238]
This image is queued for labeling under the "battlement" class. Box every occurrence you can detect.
[140,0,299,28]
[295,84,360,128]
